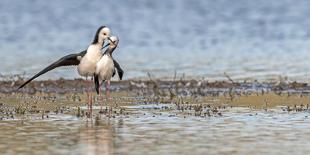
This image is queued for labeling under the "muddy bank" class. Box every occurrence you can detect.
[1,78,310,120]
[1,77,310,94]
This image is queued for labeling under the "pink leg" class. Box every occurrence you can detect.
[106,80,111,100]
[85,77,90,115]
[106,80,111,116]
[89,77,93,116]
[99,84,103,112]
[85,77,93,118]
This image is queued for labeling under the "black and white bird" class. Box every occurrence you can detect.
[94,36,120,107]
[18,26,124,114]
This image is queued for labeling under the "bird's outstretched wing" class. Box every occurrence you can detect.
[18,50,86,89]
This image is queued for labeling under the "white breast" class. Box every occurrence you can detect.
[96,55,115,81]
[78,45,102,77]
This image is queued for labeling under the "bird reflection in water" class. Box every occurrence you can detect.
[79,119,116,155]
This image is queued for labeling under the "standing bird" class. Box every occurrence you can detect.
[94,36,121,111]
[18,26,124,116]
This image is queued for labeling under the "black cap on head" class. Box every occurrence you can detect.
[92,25,106,44]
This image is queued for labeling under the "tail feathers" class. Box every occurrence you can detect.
[118,69,124,80]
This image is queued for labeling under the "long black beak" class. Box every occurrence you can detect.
[103,43,110,49]
[102,37,113,48]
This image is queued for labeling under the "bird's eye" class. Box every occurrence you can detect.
[103,33,107,35]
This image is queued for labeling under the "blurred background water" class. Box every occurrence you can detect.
[1,0,310,81]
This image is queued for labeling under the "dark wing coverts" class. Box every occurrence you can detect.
[18,50,86,89]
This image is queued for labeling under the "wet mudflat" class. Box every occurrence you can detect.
[1,79,310,155]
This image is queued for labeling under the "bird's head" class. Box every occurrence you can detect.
[103,36,119,49]
[92,26,111,45]
[108,36,119,49]
[102,36,119,55]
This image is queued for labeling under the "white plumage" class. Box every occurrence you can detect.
[96,54,115,81]
[78,44,103,77]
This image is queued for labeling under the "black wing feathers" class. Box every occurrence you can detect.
[94,74,101,94]
[113,59,124,80]
[18,50,86,89]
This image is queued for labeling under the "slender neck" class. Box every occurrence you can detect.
[103,47,116,56]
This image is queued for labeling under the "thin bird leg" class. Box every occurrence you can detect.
[99,81,103,113]
[85,77,90,115]
[106,80,111,116]
[89,77,93,116]
[85,76,93,118]
[106,80,111,100]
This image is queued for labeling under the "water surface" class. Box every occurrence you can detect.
[1,105,309,155]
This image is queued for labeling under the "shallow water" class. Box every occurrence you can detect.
[1,0,310,81]
[1,105,309,155]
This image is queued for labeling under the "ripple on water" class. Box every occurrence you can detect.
[1,106,310,155]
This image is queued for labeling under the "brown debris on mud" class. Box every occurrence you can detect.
[1,73,310,120]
